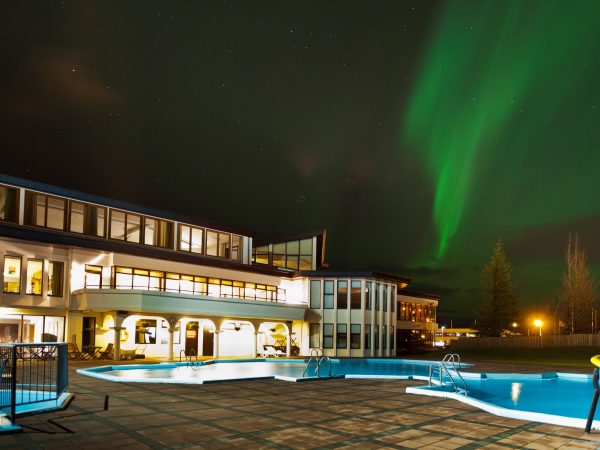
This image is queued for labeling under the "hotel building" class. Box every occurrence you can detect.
[0,174,438,359]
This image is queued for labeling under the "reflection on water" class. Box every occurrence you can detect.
[511,382,522,405]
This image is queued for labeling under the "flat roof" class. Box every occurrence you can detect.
[293,270,410,284]
[397,290,441,300]
[0,173,254,237]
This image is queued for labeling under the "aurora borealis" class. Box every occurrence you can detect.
[2,1,600,324]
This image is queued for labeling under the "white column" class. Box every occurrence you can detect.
[286,333,291,357]
[113,327,122,361]
[370,286,376,357]
[168,327,175,361]
[252,332,258,358]
[213,330,220,358]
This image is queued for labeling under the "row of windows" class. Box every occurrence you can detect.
[397,302,436,323]
[253,238,313,270]
[83,264,286,302]
[310,323,395,350]
[2,255,64,296]
[0,184,244,263]
[309,280,397,311]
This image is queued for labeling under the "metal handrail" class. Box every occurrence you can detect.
[318,356,332,377]
[179,349,186,364]
[442,353,461,369]
[303,355,319,377]
[428,360,468,394]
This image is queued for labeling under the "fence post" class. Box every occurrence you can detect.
[10,345,17,425]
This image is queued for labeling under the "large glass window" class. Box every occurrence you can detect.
[272,243,285,268]
[350,324,361,349]
[144,217,173,248]
[309,323,320,348]
[24,192,66,230]
[218,232,231,258]
[309,280,321,309]
[323,323,334,349]
[336,324,347,349]
[206,230,218,256]
[366,281,372,310]
[299,238,313,270]
[179,224,204,254]
[376,283,382,311]
[231,235,241,261]
[26,259,43,295]
[364,324,371,349]
[110,210,141,243]
[3,256,21,294]
[84,265,102,288]
[253,246,269,265]
[69,201,106,237]
[48,261,64,297]
[383,325,387,349]
[375,326,379,350]
[0,185,19,223]
[350,281,361,309]
[337,281,348,309]
[390,326,395,350]
[324,280,334,309]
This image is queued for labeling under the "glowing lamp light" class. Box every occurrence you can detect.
[533,319,543,336]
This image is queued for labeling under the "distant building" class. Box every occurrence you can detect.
[434,328,478,347]
[0,174,438,359]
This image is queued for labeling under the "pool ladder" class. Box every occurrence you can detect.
[180,349,200,367]
[428,353,468,395]
[302,348,332,378]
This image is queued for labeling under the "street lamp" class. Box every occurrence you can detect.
[511,322,518,335]
[534,319,543,336]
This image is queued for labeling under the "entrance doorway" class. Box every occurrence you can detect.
[185,321,199,356]
[82,317,96,348]
[202,326,214,357]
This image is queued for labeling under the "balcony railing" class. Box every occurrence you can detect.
[0,343,69,428]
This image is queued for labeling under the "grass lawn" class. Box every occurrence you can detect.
[446,346,598,368]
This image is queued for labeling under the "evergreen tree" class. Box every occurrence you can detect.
[478,239,518,337]
[559,233,597,333]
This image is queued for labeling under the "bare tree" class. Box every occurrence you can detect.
[559,233,598,333]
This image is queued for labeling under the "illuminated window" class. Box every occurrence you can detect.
[114,267,133,289]
[206,230,218,256]
[178,225,204,254]
[48,261,64,297]
[0,185,19,223]
[144,217,173,248]
[109,210,141,243]
[84,265,102,288]
[253,246,269,265]
[218,232,231,258]
[24,192,66,230]
[69,201,106,237]
[26,259,43,295]
[231,235,241,261]
[3,256,21,294]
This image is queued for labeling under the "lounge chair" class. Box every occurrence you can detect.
[68,342,91,360]
[121,347,136,360]
[261,345,285,358]
[97,343,114,360]
[134,344,146,359]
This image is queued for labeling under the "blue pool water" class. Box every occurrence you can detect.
[407,371,599,429]
[78,359,599,429]
[78,358,438,384]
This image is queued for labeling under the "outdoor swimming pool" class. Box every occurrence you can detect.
[77,358,439,384]
[78,358,600,429]
[407,371,600,429]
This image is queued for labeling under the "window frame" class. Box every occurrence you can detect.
[0,184,19,224]
[3,255,22,294]
[48,261,64,297]
[25,258,43,296]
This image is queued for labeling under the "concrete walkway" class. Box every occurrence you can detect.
[1,359,600,449]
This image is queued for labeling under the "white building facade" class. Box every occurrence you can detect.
[0,174,437,359]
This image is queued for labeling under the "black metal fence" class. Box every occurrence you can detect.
[0,343,69,426]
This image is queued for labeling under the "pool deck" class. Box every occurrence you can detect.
[1,358,600,449]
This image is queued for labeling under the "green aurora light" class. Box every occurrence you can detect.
[404,0,600,263]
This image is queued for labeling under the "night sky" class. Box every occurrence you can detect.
[2,1,600,325]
